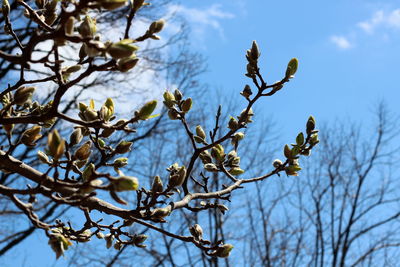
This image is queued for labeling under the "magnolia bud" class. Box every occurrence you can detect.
[250,40,260,61]
[296,132,305,146]
[74,141,92,160]
[14,86,35,105]
[133,234,147,247]
[272,159,283,168]
[37,150,51,164]
[195,125,206,139]
[181,98,192,113]
[148,19,165,34]
[204,163,218,172]
[228,167,244,176]
[115,141,132,154]
[82,109,98,121]
[169,166,186,188]
[163,91,175,108]
[101,0,127,10]
[228,117,239,130]
[306,116,316,135]
[113,175,139,191]
[151,175,163,193]
[286,58,298,78]
[241,84,252,98]
[285,165,301,176]
[174,89,183,101]
[100,128,115,138]
[64,16,75,35]
[189,224,203,241]
[117,56,139,72]
[113,241,123,250]
[82,163,95,181]
[168,109,179,120]
[105,234,114,249]
[215,244,234,258]
[96,232,105,239]
[79,15,96,38]
[69,128,83,146]
[151,206,171,219]
[21,126,42,147]
[2,0,10,16]
[138,100,157,120]
[132,0,145,11]
[108,39,138,59]
[199,151,212,164]
[113,157,128,168]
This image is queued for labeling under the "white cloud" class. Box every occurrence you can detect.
[358,9,400,34]
[330,35,352,50]
[165,4,234,41]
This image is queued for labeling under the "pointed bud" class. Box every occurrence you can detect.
[113,175,139,191]
[105,234,114,249]
[108,39,139,59]
[82,163,95,181]
[151,206,171,219]
[74,141,92,160]
[69,128,83,147]
[181,98,192,113]
[148,19,165,34]
[115,141,132,154]
[199,151,212,164]
[189,224,203,241]
[195,125,206,140]
[37,150,51,164]
[215,244,234,258]
[174,89,183,101]
[306,116,316,135]
[64,16,75,35]
[284,144,292,159]
[113,157,128,168]
[228,117,239,130]
[250,40,260,61]
[204,163,218,172]
[151,175,163,193]
[117,56,139,72]
[228,167,245,176]
[296,132,305,146]
[2,0,10,16]
[14,86,35,105]
[241,84,253,98]
[286,58,298,78]
[163,91,175,108]
[138,100,157,120]
[168,166,186,188]
[78,15,96,38]
[168,109,180,120]
[21,126,42,147]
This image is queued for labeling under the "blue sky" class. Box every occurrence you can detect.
[173,0,400,139]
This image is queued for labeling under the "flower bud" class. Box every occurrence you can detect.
[181,98,192,113]
[228,167,245,176]
[228,117,239,130]
[2,0,10,16]
[204,163,218,172]
[69,128,83,146]
[108,39,139,59]
[113,175,139,191]
[151,175,163,193]
[37,150,51,164]
[117,56,139,72]
[151,206,171,219]
[138,100,157,120]
[100,128,115,138]
[82,108,98,121]
[148,19,165,34]
[174,89,183,101]
[96,232,105,239]
[115,141,132,154]
[74,141,92,160]
[114,157,128,168]
[101,0,127,10]
[64,16,75,35]
[296,132,305,146]
[240,84,252,98]
[133,234,147,247]
[163,91,175,108]
[168,166,186,188]
[306,116,316,135]
[286,58,298,78]
[199,151,212,164]
[79,15,96,38]
[21,126,42,147]
[189,224,203,241]
[14,86,35,105]
[105,234,114,249]
[250,40,260,61]
[195,125,206,139]
[82,163,95,181]
[168,109,179,120]
[284,144,292,159]
[214,244,234,258]
[272,159,283,168]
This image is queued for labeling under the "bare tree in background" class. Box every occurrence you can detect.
[244,105,400,267]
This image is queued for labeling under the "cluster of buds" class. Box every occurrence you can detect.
[245,41,260,78]
[27,0,58,26]
[163,89,192,120]
[78,100,98,122]
[279,116,318,176]
[225,150,244,176]
[167,163,186,188]
[29,100,56,128]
